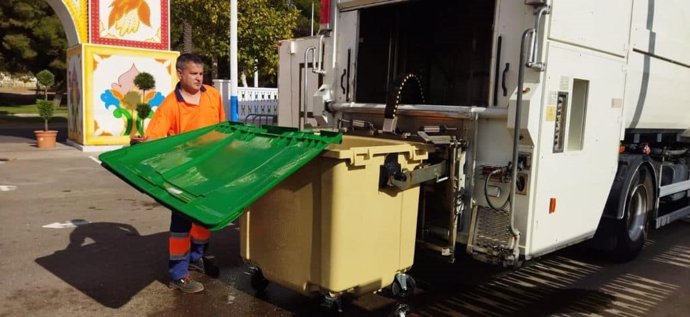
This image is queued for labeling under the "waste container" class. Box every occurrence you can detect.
[241,135,430,297]
[99,122,342,230]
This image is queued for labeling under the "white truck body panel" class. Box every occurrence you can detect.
[277,37,321,128]
[549,0,631,57]
[625,0,690,130]
[529,42,625,255]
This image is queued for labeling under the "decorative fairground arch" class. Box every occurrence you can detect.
[45,0,179,151]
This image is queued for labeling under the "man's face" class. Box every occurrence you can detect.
[177,62,204,93]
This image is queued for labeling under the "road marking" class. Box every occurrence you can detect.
[652,245,690,268]
[89,156,101,164]
[42,219,90,229]
[0,185,17,192]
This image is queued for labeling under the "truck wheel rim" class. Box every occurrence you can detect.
[626,184,647,241]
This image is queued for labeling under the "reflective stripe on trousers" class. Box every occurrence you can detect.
[169,212,210,280]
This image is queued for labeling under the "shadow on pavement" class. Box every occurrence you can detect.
[0,121,68,143]
[35,222,168,308]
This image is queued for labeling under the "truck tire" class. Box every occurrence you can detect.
[614,164,653,260]
[595,156,655,261]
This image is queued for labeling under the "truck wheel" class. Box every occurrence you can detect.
[250,267,269,291]
[611,165,654,261]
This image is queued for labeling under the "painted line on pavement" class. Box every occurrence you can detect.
[89,156,101,164]
[0,185,17,192]
[42,219,90,229]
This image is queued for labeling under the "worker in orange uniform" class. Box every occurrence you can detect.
[134,53,226,293]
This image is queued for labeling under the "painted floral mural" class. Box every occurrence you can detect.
[68,63,82,137]
[90,0,168,50]
[100,64,164,136]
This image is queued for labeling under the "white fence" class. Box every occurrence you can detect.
[213,79,278,126]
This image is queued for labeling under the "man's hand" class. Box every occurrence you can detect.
[130,135,148,145]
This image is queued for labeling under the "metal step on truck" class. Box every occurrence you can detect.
[277,0,690,268]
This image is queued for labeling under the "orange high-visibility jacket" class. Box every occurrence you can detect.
[145,84,226,138]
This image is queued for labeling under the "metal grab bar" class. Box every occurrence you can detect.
[526,6,550,71]
[302,47,317,129]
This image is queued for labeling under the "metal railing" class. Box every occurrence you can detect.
[238,88,278,125]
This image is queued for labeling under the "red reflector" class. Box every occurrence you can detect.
[320,0,331,25]
[549,198,556,214]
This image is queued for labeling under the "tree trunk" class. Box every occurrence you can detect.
[211,56,219,81]
[240,72,248,87]
[183,21,193,53]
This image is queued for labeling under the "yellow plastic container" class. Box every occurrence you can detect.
[240,135,429,296]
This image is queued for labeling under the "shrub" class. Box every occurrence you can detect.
[36,70,55,100]
[36,99,54,131]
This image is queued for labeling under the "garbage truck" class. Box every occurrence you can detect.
[274,0,690,268]
[100,0,690,312]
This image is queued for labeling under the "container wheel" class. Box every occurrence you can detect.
[391,273,416,298]
[319,294,343,315]
[249,267,269,291]
[390,303,410,317]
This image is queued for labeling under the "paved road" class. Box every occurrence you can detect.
[0,129,688,316]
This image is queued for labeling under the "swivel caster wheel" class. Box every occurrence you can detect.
[320,294,343,315]
[391,273,416,298]
[249,267,269,292]
[391,303,410,317]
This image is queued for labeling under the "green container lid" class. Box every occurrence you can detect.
[99,122,342,230]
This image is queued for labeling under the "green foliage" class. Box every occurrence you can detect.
[238,0,299,83]
[0,0,67,87]
[170,0,299,85]
[36,99,53,131]
[36,69,55,99]
[290,0,321,37]
[136,103,152,120]
[36,69,55,87]
[134,72,156,92]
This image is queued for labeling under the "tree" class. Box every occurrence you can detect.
[290,0,321,37]
[170,0,298,86]
[237,0,299,85]
[0,0,67,87]
[35,69,55,100]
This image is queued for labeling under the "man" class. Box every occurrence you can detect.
[137,53,226,293]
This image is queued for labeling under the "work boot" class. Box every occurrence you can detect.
[189,256,220,278]
[169,277,204,294]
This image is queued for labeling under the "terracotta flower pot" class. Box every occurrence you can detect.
[34,130,58,149]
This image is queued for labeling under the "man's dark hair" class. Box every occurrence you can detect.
[176,53,204,71]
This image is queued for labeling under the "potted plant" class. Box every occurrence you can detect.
[34,70,58,148]
[35,99,58,148]
[132,72,155,137]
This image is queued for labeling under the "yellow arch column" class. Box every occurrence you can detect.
[46,0,179,150]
